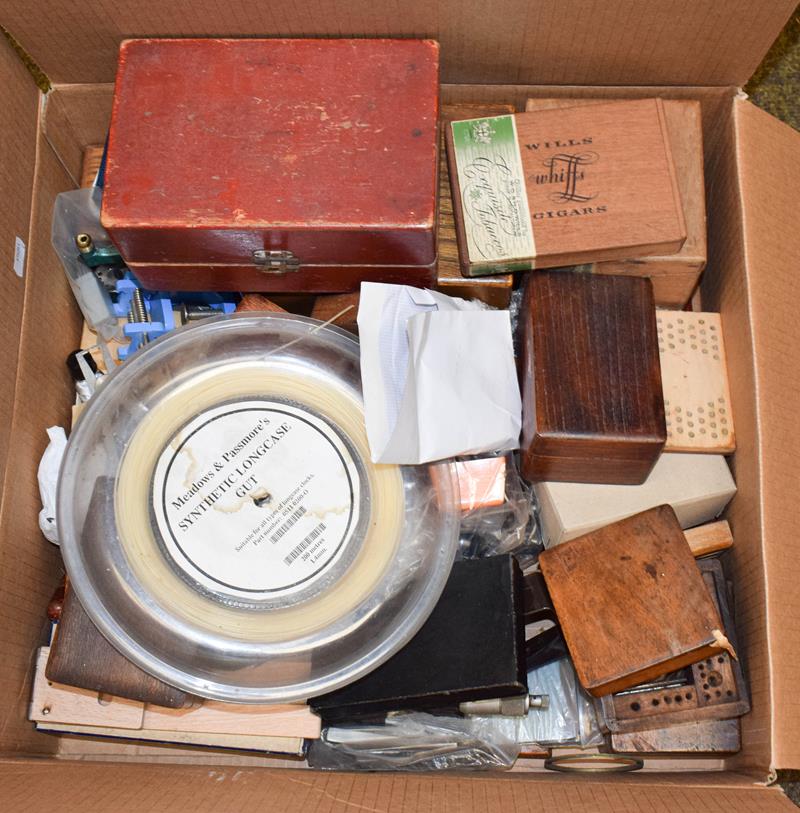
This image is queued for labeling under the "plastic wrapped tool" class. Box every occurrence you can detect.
[432,453,538,558]
[51,188,121,341]
[307,712,521,772]
[491,658,604,748]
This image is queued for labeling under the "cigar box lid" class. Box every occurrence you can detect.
[101,39,439,268]
[446,98,687,274]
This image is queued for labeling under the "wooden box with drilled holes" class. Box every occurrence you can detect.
[601,557,749,732]
[539,506,726,697]
[658,311,735,453]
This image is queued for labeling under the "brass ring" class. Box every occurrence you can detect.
[544,754,644,773]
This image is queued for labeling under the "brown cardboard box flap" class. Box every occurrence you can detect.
[0,760,796,812]
[1,1,795,88]
[732,98,800,771]
[0,36,38,491]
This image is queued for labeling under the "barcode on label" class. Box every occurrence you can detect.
[284,523,326,565]
[270,506,306,545]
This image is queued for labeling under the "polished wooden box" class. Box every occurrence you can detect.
[524,98,706,308]
[446,98,686,276]
[520,271,666,484]
[539,505,726,697]
[101,38,440,292]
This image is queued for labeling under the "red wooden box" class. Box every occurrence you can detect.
[101,39,440,292]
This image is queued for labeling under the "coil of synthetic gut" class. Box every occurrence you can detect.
[58,313,460,703]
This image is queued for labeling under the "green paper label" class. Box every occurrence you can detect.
[450,115,535,267]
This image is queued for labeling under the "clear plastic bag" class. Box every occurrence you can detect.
[307,712,521,772]
[441,452,540,559]
[51,187,121,341]
[490,658,604,748]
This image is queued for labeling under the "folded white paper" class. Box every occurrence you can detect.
[358,283,521,464]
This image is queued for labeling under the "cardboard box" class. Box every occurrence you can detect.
[535,452,737,547]
[1,1,799,807]
[524,97,707,308]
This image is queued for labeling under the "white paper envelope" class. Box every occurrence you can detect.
[358,283,521,464]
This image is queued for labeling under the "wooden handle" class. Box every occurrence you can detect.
[47,577,67,622]
[684,520,733,557]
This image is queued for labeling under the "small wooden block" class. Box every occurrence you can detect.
[534,453,736,548]
[539,506,725,697]
[46,582,189,709]
[235,293,287,313]
[31,647,321,739]
[520,272,666,484]
[32,649,145,729]
[437,103,514,308]
[47,578,66,622]
[81,144,104,189]
[36,722,306,756]
[310,293,360,334]
[610,718,740,754]
[143,700,320,739]
[524,98,706,308]
[683,520,733,558]
[657,311,735,453]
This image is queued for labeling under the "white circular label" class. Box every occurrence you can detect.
[151,400,361,599]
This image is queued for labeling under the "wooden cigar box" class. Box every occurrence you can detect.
[600,557,749,733]
[535,452,737,547]
[539,506,727,697]
[46,581,189,709]
[658,311,736,453]
[520,272,666,484]
[437,103,515,307]
[524,98,705,308]
[101,39,439,293]
[446,98,686,276]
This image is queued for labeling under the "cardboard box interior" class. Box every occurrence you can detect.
[1,2,799,808]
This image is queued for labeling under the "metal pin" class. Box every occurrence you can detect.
[459,694,549,716]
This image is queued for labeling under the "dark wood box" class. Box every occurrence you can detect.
[520,271,666,484]
[101,38,440,292]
